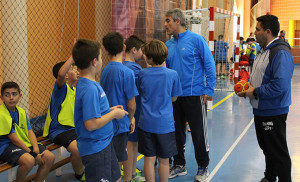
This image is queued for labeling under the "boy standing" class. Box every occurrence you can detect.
[0,82,55,182]
[137,40,182,182]
[101,32,138,182]
[72,39,128,182]
[123,35,145,182]
[43,55,85,181]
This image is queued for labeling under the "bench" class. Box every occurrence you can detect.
[0,137,71,182]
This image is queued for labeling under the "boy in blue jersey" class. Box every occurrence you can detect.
[137,40,182,182]
[43,55,85,181]
[101,32,139,182]
[123,35,145,182]
[72,39,128,182]
[0,82,55,182]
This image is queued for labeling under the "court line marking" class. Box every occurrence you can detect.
[137,92,236,162]
[207,118,254,181]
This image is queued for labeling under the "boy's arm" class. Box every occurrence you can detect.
[128,97,136,134]
[8,133,31,152]
[56,56,74,88]
[28,129,39,154]
[84,108,128,131]
[172,97,178,102]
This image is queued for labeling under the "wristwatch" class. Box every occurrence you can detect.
[253,88,258,100]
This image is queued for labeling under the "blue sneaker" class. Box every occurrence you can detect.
[169,165,187,179]
[195,167,209,182]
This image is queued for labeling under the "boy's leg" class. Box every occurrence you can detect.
[112,133,129,180]
[0,143,33,182]
[123,141,137,181]
[68,140,85,176]
[53,129,84,177]
[16,153,35,182]
[35,145,55,182]
[158,157,169,182]
[144,156,156,182]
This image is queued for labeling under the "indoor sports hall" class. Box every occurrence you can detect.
[0,0,299,182]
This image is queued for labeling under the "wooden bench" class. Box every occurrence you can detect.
[0,137,71,182]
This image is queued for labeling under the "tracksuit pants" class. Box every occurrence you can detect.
[254,114,292,182]
[172,96,209,168]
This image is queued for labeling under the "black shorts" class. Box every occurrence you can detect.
[249,59,254,66]
[112,132,128,162]
[138,128,177,158]
[0,143,46,165]
[82,142,120,182]
[53,129,77,149]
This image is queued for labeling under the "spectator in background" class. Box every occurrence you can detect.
[215,35,229,79]
[279,30,288,42]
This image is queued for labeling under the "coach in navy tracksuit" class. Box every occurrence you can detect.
[238,15,294,182]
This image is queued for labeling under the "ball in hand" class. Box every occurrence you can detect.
[234,80,249,93]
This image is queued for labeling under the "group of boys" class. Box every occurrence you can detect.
[0,30,184,182]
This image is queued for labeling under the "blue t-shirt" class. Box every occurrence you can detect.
[48,82,74,141]
[123,61,142,123]
[75,77,113,157]
[0,108,31,155]
[137,67,182,134]
[214,40,229,61]
[101,62,139,135]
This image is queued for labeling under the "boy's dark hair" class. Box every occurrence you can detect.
[142,39,168,65]
[218,35,224,40]
[240,37,244,41]
[1,82,20,95]
[102,32,124,56]
[72,39,101,70]
[246,38,253,43]
[125,35,145,53]
[52,61,65,79]
[256,15,280,37]
[251,38,256,42]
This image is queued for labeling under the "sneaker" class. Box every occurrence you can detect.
[221,75,226,79]
[195,167,209,182]
[169,165,187,179]
[131,175,146,182]
[136,167,142,174]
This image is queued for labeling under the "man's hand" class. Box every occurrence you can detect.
[201,94,211,105]
[237,83,256,99]
[129,117,135,134]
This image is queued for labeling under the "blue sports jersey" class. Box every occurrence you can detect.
[123,61,142,123]
[0,108,30,155]
[137,67,182,134]
[75,77,113,157]
[101,62,139,135]
[48,82,74,141]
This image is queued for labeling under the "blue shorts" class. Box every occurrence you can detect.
[112,132,128,162]
[0,143,46,165]
[82,142,120,182]
[138,128,177,158]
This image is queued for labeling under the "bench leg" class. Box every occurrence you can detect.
[55,147,63,176]
[8,167,15,182]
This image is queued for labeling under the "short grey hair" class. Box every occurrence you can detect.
[166,8,186,27]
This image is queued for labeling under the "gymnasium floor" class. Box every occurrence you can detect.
[1,65,300,182]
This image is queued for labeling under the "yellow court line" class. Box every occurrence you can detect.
[137,92,235,161]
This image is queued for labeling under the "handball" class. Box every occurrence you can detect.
[234,80,249,93]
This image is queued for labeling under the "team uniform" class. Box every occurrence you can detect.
[250,38,294,181]
[74,77,120,182]
[123,61,142,142]
[0,104,46,165]
[101,62,138,162]
[165,29,216,168]
[43,82,76,149]
[214,40,229,63]
[246,42,257,66]
[137,67,182,158]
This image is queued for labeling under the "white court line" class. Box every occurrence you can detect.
[207,118,254,181]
